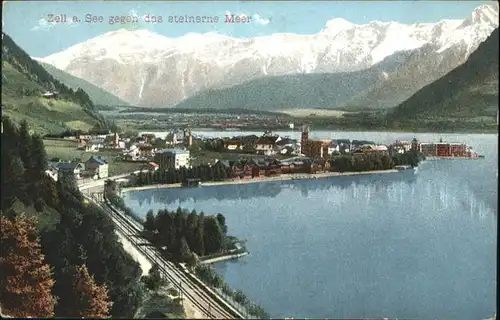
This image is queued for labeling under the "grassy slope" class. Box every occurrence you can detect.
[9,198,61,232]
[37,61,130,107]
[2,62,101,134]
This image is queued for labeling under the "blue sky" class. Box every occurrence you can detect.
[2,1,492,57]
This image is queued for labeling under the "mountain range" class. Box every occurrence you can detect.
[391,27,499,120]
[37,3,498,111]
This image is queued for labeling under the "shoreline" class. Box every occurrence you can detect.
[121,169,401,193]
[138,127,498,134]
[200,252,250,265]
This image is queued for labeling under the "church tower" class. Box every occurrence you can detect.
[301,125,309,155]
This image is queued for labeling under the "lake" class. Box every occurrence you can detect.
[123,131,497,319]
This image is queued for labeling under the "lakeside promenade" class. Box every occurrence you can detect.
[121,169,401,193]
[201,252,250,265]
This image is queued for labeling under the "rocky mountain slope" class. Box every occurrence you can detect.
[390,28,498,119]
[35,60,130,107]
[38,3,498,109]
[342,3,499,110]
[1,33,108,134]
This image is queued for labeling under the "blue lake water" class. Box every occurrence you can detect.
[123,132,497,319]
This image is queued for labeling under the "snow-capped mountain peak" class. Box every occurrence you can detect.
[471,3,499,24]
[459,3,499,28]
[321,17,354,34]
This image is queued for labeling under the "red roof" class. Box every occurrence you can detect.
[225,140,242,145]
[255,136,278,145]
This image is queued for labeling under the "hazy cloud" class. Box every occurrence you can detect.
[253,14,271,25]
[129,8,140,19]
[31,18,56,31]
[31,16,77,31]
[225,11,271,26]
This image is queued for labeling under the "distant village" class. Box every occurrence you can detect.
[44,125,426,183]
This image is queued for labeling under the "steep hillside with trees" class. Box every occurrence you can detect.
[0,118,143,318]
[1,33,112,134]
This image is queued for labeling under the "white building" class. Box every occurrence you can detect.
[373,145,388,152]
[393,140,412,152]
[85,144,101,152]
[327,142,340,155]
[154,148,191,170]
[255,136,280,156]
[45,163,59,181]
[85,156,109,179]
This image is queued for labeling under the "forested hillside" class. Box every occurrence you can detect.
[171,50,413,111]
[0,118,143,317]
[1,33,112,134]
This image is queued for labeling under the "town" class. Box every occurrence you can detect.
[104,107,294,131]
[42,125,437,184]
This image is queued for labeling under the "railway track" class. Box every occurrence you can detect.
[85,195,243,319]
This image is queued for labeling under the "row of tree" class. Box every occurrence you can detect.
[330,151,423,172]
[131,152,423,188]
[43,122,120,139]
[194,265,269,319]
[134,164,233,186]
[192,135,260,153]
[1,118,143,318]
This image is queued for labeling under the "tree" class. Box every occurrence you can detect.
[17,120,33,172]
[192,213,205,256]
[41,175,59,208]
[216,213,228,234]
[141,263,165,292]
[28,134,47,180]
[203,216,225,255]
[186,210,199,249]
[185,252,200,269]
[178,236,191,261]
[0,215,56,317]
[1,153,27,210]
[234,290,249,306]
[144,210,156,232]
[70,264,113,318]
[1,117,20,152]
